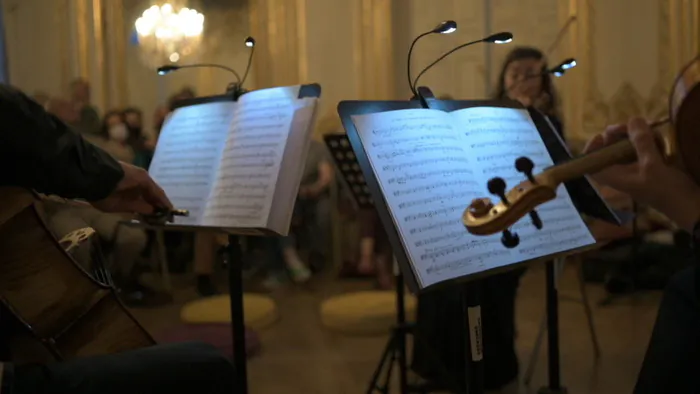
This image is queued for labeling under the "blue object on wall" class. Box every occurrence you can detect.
[130,30,140,46]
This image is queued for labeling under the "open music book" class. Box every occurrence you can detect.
[351,106,595,289]
[148,85,318,236]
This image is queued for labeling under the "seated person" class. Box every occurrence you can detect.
[274,139,334,283]
[42,199,167,307]
[89,110,134,163]
[0,83,234,394]
[192,231,225,297]
[356,208,393,289]
[123,107,155,169]
[584,118,699,393]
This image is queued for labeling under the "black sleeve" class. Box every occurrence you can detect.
[0,84,124,201]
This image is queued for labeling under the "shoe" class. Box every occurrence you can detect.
[119,283,172,308]
[289,266,311,283]
[196,275,218,297]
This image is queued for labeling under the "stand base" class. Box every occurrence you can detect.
[538,387,568,394]
[367,324,410,394]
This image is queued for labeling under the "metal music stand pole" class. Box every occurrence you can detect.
[226,234,248,394]
[539,259,566,394]
[366,257,409,394]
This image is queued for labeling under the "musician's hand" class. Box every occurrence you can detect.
[91,162,172,215]
[583,117,700,231]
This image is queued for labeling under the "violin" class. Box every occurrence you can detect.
[462,57,700,245]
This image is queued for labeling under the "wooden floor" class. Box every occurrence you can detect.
[132,263,661,394]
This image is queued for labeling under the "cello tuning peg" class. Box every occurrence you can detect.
[487,177,509,205]
[515,157,536,183]
[529,210,543,230]
[501,229,520,248]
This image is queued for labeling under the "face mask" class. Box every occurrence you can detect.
[108,124,129,142]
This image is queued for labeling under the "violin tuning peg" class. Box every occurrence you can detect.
[487,177,509,205]
[515,157,536,183]
[501,229,520,248]
[529,210,543,230]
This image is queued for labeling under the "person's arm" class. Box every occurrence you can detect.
[0,84,124,201]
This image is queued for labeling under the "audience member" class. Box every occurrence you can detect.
[356,209,393,289]
[275,139,334,282]
[69,78,101,136]
[123,107,155,169]
[94,110,135,163]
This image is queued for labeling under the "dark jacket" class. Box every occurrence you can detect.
[0,84,124,201]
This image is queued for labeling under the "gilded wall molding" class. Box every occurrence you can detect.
[57,0,71,91]
[578,0,676,142]
[92,0,107,110]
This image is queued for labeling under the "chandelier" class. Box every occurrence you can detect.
[134,3,205,68]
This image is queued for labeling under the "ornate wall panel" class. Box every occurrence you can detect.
[575,0,691,144]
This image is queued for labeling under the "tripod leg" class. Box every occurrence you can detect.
[366,333,396,394]
[523,312,547,386]
[577,260,601,360]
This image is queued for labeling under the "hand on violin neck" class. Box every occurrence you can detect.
[584,117,700,231]
[90,162,173,215]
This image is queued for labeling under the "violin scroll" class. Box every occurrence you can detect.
[463,156,558,237]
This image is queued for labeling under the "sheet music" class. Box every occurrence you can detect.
[148,101,237,226]
[352,107,594,288]
[202,93,316,228]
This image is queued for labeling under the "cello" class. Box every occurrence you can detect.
[0,188,182,362]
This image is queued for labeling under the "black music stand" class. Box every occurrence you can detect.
[139,83,321,394]
[323,132,459,394]
[339,87,618,394]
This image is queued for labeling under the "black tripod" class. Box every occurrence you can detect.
[366,259,411,394]
[366,260,461,394]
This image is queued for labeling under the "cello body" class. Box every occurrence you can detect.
[0,187,155,362]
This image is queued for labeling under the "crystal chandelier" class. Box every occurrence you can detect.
[134,3,205,68]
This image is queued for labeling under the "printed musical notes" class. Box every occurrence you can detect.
[450,107,594,262]
[147,85,318,235]
[203,96,317,229]
[149,101,236,225]
[352,106,595,288]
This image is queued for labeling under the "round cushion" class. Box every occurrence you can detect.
[180,294,278,330]
[320,291,417,336]
[156,323,261,359]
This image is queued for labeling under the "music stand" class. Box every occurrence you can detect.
[338,87,618,394]
[135,83,321,394]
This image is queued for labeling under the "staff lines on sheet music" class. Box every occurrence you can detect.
[476,151,546,162]
[511,215,577,230]
[231,124,287,133]
[382,157,469,172]
[481,162,550,175]
[371,124,453,136]
[518,234,592,254]
[371,134,459,148]
[230,133,283,141]
[403,203,465,222]
[461,116,524,124]
[393,179,478,197]
[424,250,511,275]
[387,168,473,185]
[220,161,275,170]
[223,151,277,160]
[226,142,280,150]
[221,173,273,181]
[420,238,508,262]
[161,137,221,145]
[398,191,464,210]
[216,182,270,191]
[409,218,461,235]
[414,230,495,248]
[517,224,582,243]
[470,140,541,149]
[463,126,538,136]
[377,145,464,160]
